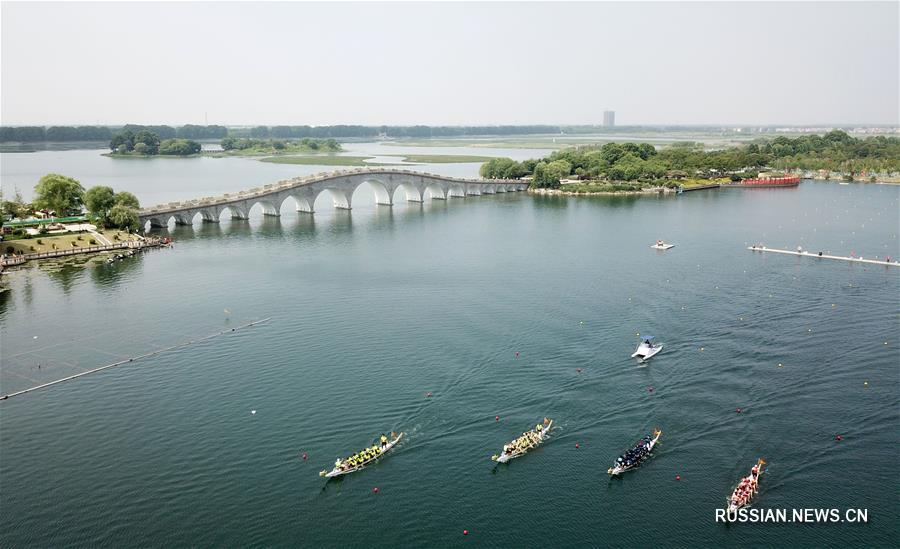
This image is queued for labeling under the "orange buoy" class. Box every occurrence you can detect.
[302,453,308,460]
[425,392,433,398]
[648,387,654,393]
[463,530,469,536]
[575,443,580,449]
[495,416,500,421]
[836,435,843,442]
[675,475,681,481]
[736,408,742,414]
[515,352,519,358]
[373,487,379,493]
[576,368,583,373]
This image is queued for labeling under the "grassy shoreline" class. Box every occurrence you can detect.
[386,154,495,164]
[259,155,399,166]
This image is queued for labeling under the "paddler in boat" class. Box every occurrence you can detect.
[380,433,389,449]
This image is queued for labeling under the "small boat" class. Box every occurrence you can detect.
[650,240,675,250]
[608,429,661,475]
[492,418,553,463]
[727,458,765,513]
[838,182,850,185]
[319,431,403,478]
[631,336,663,361]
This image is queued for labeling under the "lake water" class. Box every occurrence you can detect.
[1,147,898,548]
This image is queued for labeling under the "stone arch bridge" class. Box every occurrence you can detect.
[139,168,527,228]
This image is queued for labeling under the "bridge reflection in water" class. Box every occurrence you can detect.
[139,168,527,229]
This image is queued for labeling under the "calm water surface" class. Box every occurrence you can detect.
[1,149,898,548]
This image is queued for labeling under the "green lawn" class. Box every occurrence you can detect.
[3,230,137,255]
[387,154,496,163]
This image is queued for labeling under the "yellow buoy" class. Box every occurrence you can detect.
[864,381,869,387]
[700,347,705,351]
[778,363,783,368]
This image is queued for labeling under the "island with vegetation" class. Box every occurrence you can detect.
[107,129,202,157]
[479,131,900,193]
[1,174,144,257]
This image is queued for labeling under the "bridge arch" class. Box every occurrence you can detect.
[358,178,393,206]
[448,182,466,198]
[250,200,281,217]
[393,182,423,203]
[219,205,249,220]
[312,187,352,210]
[424,182,448,200]
[200,208,219,223]
[173,213,194,226]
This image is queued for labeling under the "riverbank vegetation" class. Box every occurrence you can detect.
[259,155,378,166]
[212,137,341,156]
[480,131,900,189]
[388,154,495,164]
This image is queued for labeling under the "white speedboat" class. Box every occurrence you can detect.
[650,240,675,250]
[608,429,662,475]
[631,336,663,361]
[319,432,403,478]
[492,418,553,463]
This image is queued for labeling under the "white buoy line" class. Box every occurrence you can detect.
[1,317,272,401]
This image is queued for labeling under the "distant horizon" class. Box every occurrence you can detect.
[1,122,898,129]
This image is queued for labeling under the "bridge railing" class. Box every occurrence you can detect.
[139,169,525,215]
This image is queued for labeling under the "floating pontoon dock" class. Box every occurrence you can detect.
[748,246,898,267]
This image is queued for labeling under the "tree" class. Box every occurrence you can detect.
[110,129,135,152]
[532,161,567,188]
[1,187,30,220]
[84,186,116,220]
[133,130,160,154]
[114,191,140,209]
[158,138,201,155]
[107,204,139,230]
[33,174,84,216]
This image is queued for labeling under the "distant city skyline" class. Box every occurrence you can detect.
[1,2,897,126]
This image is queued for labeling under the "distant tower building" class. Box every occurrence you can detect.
[603,111,616,127]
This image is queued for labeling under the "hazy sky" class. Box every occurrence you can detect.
[1,1,897,126]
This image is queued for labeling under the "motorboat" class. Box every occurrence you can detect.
[631,336,663,361]
[650,240,675,250]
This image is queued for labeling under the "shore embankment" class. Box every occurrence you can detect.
[528,186,679,197]
[0,236,164,268]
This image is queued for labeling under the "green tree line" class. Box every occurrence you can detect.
[220,137,341,152]
[480,131,900,188]
[2,175,142,230]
